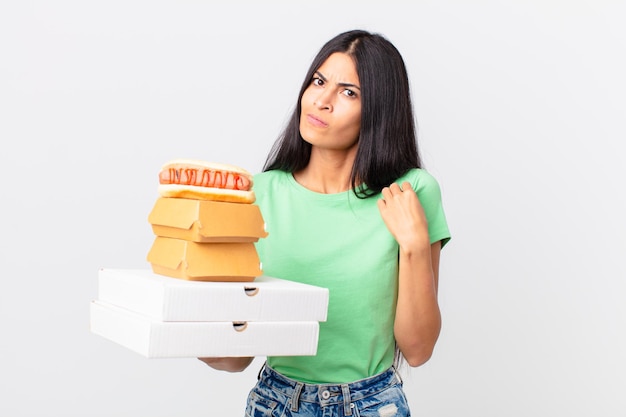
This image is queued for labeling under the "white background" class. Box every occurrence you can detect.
[1,1,624,416]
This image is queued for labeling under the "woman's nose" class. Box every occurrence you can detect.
[313,90,333,111]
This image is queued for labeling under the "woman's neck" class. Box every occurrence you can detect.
[293,147,357,194]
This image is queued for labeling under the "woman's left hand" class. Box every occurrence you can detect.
[377,181,430,253]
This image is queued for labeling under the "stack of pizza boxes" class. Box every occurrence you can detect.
[89,161,329,359]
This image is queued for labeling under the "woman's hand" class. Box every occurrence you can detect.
[377,181,430,255]
[197,357,254,372]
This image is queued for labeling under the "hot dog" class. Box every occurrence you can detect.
[158,159,255,203]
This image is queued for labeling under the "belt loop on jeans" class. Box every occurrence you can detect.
[290,382,304,412]
[391,365,403,384]
[341,384,352,416]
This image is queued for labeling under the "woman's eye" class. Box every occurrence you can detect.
[312,77,324,86]
[343,89,357,98]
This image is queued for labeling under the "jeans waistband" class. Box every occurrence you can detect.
[258,364,402,415]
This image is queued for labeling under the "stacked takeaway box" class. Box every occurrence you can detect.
[90,160,329,358]
[146,196,266,281]
[90,269,329,358]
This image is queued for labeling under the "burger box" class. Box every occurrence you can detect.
[148,197,268,243]
[147,236,262,282]
[90,269,329,358]
[90,301,321,358]
[95,268,329,322]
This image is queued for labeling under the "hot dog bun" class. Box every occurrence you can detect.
[158,159,255,203]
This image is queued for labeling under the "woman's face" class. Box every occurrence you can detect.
[299,52,362,152]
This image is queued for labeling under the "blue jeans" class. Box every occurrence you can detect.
[245,364,411,417]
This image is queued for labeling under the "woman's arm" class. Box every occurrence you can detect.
[197,357,254,372]
[378,181,442,367]
[394,241,441,366]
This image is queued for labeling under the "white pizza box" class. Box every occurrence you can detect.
[97,268,329,322]
[90,301,320,358]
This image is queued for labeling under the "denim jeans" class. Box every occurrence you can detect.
[245,364,411,417]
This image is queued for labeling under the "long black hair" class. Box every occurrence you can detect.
[263,29,422,198]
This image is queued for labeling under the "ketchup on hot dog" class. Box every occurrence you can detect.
[157,159,256,204]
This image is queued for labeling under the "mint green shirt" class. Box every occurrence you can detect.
[253,169,450,384]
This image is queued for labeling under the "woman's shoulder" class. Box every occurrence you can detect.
[253,170,290,192]
[397,168,441,191]
[395,168,446,207]
[401,168,451,246]
[254,169,286,182]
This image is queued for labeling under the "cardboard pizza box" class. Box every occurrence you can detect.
[90,301,320,358]
[96,268,329,322]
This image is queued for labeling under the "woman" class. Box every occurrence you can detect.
[201,29,451,416]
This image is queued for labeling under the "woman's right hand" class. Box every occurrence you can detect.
[197,357,254,372]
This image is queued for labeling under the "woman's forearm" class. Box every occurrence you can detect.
[393,241,442,367]
[197,357,254,372]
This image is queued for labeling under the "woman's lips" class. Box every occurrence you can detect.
[306,114,328,127]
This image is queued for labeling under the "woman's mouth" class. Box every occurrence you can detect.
[306,114,328,128]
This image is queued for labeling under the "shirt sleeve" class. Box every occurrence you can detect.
[400,169,452,248]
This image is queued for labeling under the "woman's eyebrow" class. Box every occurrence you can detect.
[315,71,361,91]
[339,82,361,91]
[314,71,327,82]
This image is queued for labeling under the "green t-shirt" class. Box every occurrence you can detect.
[253,169,450,384]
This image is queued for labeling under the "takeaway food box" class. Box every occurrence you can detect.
[90,268,329,358]
[145,197,268,282]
